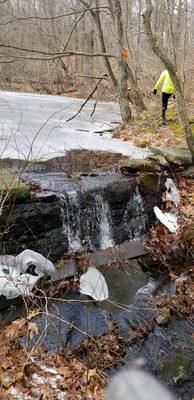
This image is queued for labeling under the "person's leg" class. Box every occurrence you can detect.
[161,92,172,124]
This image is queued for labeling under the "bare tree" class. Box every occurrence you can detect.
[143,0,194,158]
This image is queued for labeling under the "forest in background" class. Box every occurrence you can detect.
[0,0,194,100]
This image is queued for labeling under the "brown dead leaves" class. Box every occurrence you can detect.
[156,267,194,317]
[74,329,124,371]
[145,176,194,265]
[3,309,40,341]
[0,308,105,399]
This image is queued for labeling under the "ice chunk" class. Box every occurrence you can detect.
[80,267,109,301]
[154,206,178,233]
[0,273,40,299]
[0,255,16,268]
[163,178,180,207]
[16,249,55,277]
[0,250,55,300]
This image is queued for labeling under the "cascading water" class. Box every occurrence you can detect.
[59,191,82,252]
[95,194,114,249]
[59,191,114,252]
[124,187,146,239]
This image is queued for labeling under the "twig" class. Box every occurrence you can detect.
[66,75,107,122]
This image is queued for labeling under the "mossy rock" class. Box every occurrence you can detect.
[150,145,192,166]
[156,352,193,385]
[0,171,29,199]
[119,159,159,173]
[148,154,169,167]
[138,172,161,194]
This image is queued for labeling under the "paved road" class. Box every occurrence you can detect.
[0,91,148,161]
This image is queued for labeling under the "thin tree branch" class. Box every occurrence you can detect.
[66,75,107,122]
[1,6,109,26]
[0,44,116,59]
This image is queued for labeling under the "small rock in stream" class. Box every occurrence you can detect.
[155,307,171,325]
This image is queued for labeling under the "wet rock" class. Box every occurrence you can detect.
[125,318,194,399]
[22,292,107,352]
[0,192,63,259]
[150,146,192,167]
[99,260,147,318]
[51,259,77,282]
[156,352,193,386]
[87,240,146,267]
[138,173,163,195]
[155,307,170,325]
[0,172,163,257]
[115,279,157,341]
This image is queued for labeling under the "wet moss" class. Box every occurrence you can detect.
[0,172,29,199]
[138,172,160,193]
[156,352,193,385]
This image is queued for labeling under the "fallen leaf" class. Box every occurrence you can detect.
[27,309,41,320]
[4,318,26,339]
[28,322,39,339]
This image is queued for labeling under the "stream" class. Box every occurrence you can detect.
[0,91,193,398]
[0,169,193,400]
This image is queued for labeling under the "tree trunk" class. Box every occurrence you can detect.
[118,58,132,122]
[113,0,145,120]
[143,0,194,158]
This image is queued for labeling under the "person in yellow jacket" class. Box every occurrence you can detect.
[153,69,175,125]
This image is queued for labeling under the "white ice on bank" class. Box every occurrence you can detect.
[154,206,179,233]
[163,178,180,207]
[0,91,149,161]
[16,249,55,276]
[0,250,55,300]
[80,267,109,301]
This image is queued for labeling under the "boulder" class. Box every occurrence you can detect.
[137,173,164,195]
[149,146,192,167]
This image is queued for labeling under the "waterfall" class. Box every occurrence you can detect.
[59,191,114,252]
[124,187,146,239]
[59,191,82,252]
[95,194,114,249]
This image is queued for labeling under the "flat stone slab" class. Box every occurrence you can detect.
[87,239,146,267]
[0,91,149,161]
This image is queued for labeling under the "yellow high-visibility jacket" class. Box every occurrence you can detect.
[154,70,175,94]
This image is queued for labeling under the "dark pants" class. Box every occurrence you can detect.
[162,92,172,121]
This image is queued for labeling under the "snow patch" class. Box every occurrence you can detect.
[154,206,179,233]
[163,178,180,207]
[80,267,109,301]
